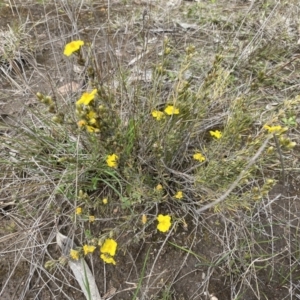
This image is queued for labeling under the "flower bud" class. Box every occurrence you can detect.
[286,141,296,149]
[36,92,44,101]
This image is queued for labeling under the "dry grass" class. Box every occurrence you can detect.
[1,0,300,299]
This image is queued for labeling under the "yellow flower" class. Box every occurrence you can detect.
[174,191,183,199]
[77,120,87,128]
[141,214,147,224]
[87,111,97,119]
[210,130,222,139]
[76,207,82,215]
[89,215,95,223]
[151,110,165,120]
[102,198,108,205]
[157,214,171,233]
[64,40,84,56]
[106,154,118,168]
[156,184,163,191]
[76,89,97,106]
[100,238,117,256]
[87,111,98,126]
[193,152,205,162]
[86,125,100,133]
[164,105,179,115]
[100,253,116,265]
[286,141,296,149]
[83,245,96,256]
[100,238,118,265]
[70,249,80,260]
[263,124,286,134]
[88,118,97,125]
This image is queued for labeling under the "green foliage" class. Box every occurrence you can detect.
[282,115,296,127]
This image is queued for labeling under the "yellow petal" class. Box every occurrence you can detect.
[64,40,84,56]
[100,253,116,265]
[164,105,179,115]
[157,214,171,232]
[100,239,117,256]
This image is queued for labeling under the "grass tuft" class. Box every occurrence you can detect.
[1,0,300,299]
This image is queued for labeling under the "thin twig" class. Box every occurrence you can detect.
[272,133,285,185]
